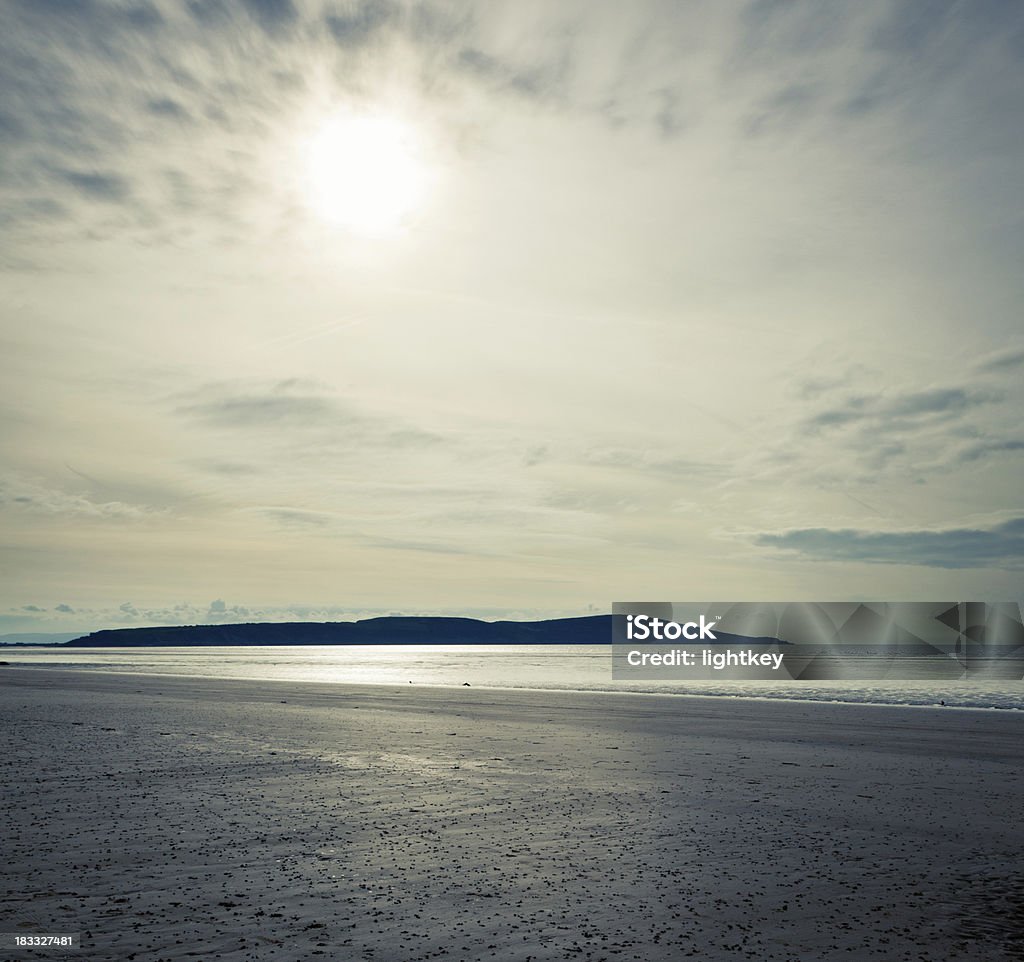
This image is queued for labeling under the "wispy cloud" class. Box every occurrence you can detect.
[238,0,299,35]
[55,168,132,202]
[258,506,333,527]
[0,474,165,521]
[453,45,569,102]
[764,357,1024,485]
[956,438,1024,464]
[324,3,396,47]
[174,379,440,449]
[4,0,1024,622]
[804,386,1003,435]
[975,347,1024,374]
[180,392,341,428]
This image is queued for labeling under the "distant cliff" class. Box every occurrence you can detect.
[63,615,614,647]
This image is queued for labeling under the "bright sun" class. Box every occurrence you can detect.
[305,111,428,236]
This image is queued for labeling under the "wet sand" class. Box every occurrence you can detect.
[2,669,1023,961]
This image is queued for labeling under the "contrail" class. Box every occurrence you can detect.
[64,462,101,486]
[842,489,889,519]
[244,314,369,353]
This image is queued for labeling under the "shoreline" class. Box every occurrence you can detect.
[1,662,1022,713]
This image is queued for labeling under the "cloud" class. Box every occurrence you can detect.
[956,438,1024,463]
[583,446,721,479]
[56,168,131,202]
[4,599,581,634]
[1,0,317,242]
[10,0,164,33]
[190,459,260,476]
[3,0,1024,613]
[324,1,398,48]
[174,380,441,450]
[260,507,333,527]
[757,343,1024,489]
[145,97,190,120]
[0,475,164,520]
[204,598,250,620]
[454,46,567,102]
[3,0,1021,254]
[805,386,1003,434]
[756,516,1024,570]
[976,347,1024,374]
[885,387,999,419]
[522,445,547,467]
[364,536,472,556]
[180,392,340,428]
[55,603,75,613]
[239,0,297,34]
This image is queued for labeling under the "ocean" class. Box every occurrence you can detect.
[4,644,1024,710]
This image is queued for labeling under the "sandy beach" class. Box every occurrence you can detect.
[2,669,1023,961]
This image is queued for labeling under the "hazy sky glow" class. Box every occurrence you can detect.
[2,0,1023,634]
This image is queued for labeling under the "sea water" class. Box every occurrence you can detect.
[3,644,1023,710]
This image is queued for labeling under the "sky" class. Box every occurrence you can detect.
[2,0,1023,636]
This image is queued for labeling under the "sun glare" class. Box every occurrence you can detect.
[305,111,428,236]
